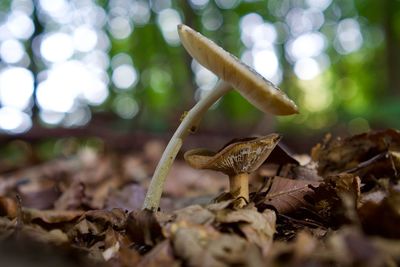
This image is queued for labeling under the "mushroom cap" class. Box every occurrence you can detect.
[178,24,298,116]
[184,133,281,176]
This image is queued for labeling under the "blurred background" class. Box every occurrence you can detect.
[0,0,399,158]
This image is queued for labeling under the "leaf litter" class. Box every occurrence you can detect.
[0,129,400,266]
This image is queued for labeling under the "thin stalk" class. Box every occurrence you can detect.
[143,81,232,211]
[229,173,249,207]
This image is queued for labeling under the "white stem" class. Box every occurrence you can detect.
[143,80,232,211]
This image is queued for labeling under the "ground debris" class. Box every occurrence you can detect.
[0,130,400,266]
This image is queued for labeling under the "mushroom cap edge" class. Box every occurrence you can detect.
[184,133,282,176]
[178,24,299,116]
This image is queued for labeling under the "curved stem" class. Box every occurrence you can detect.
[143,80,232,211]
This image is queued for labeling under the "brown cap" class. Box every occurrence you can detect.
[184,133,281,176]
[178,24,298,116]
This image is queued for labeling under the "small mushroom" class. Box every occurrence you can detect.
[184,133,281,207]
[143,24,298,211]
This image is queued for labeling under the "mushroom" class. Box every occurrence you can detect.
[184,134,281,207]
[143,24,298,211]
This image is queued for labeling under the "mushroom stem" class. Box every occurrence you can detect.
[229,173,249,205]
[143,80,232,211]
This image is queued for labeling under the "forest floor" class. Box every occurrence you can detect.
[0,129,399,267]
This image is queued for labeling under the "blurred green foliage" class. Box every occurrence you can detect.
[1,0,399,138]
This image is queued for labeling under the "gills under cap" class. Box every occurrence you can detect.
[178,24,298,116]
[184,133,281,176]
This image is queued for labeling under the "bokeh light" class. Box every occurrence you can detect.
[108,16,133,40]
[0,39,25,63]
[40,32,74,63]
[6,11,35,39]
[0,0,389,135]
[0,67,34,110]
[0,107,32,134]
[157,8,182,46]
[335,18,363,54]
[72,25,98,52]
[112,64,138,89]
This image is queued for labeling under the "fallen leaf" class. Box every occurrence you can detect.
[171,222,263,267]
[68,209,127,248]
[22,208,83,225]
[17,179,59,209]
[0,196,18,219]
[307,174,361,226]
[126,210,165,247]
[54,181,86,210]
[254,176,320,214]
[105,184,146,212]
[277,162,322,181]
[216,207,276,256]
[173,204,215,225]
[358,189,400,238]
[264,143,300,165]
[84,208,127,230]
[312,129,400,178]
[137,240,179,267]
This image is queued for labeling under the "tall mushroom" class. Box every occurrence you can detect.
[143,24,298,211]
[184,134,282,207]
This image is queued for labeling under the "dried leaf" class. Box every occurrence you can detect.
[358,190,400,238]
[68,209,128,248]
[137,240,179,267]
[326,227,384,267]
[216,207,276,255]
[0,196,18,219]
[171,222,263,267]
[0,231,96,267]
[277,162,322,181]
[264,143,299,165]
[255,176,320,214]
[312,129,400,178]
[54,181,86,210]
[18,179,59,209]
[84,208,127,230]
[126,210,164,247]
[22,208,83,225]
[307,174,361,226]
[105,184,146,212]
[173,205,215,225]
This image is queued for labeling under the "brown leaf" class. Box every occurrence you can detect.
[171,222,263,267]
[137,240,179,267]
[105,184,146,212]
[84,208,127,230]
[0,216,70,246]
[0,228,98,267]
[54,181,86,210]
[255,176,320,214]
[325,227,385,267]
[358,189,400,238]
[111,245,142,267]
[17,179,59,209]
[216,207,276,256]
[22,208,83,225]
[68,209,128,248]
[264,143,300,165]
[0,196,18,219]
[312,129,400,178]
[307,174,361,226]
[102,227,124,261]
[173,204,215,225]
[277,162,322,181]
[126,210,165,247]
